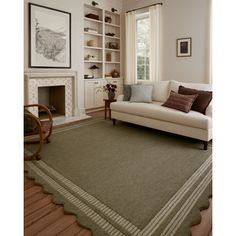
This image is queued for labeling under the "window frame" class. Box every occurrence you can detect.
[136,11,150,82]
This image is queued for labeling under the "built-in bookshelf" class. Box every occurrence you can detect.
[83,3,122,110]
[84,3,121,80]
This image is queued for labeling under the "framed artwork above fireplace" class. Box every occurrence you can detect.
[29,3,71,68]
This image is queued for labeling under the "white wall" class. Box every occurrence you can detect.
[24,0,122,114]
[123,0,211,84]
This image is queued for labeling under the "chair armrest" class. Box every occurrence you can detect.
[24,104,53,122]
[117,94,124,101]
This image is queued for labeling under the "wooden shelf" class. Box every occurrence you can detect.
[84,60,103,63]
[105,48,120,52]
[105,61,120,64]
[105,35,120,40]
[84,17,103,24]
[105,10,120,16]
[105,22,120,28]
[84,32,103,37]
[84,46,103,50]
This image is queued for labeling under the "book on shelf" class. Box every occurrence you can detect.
[105,75,112,79]
[84,27,98,34]
[84,75,94,79]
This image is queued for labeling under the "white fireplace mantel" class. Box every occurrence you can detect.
[24,71,79,117]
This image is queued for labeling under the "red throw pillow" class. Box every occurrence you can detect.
[178,86,212,114]
[162,91,198,113]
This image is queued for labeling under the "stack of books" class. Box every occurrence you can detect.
[84,27,98,34]
[84,75,94,79]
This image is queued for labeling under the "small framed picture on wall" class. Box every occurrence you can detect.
[176,37,192,57]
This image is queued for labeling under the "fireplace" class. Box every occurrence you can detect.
[38,86,65,117]
[24,72,79,118]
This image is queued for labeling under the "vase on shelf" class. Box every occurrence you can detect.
[108,91,115,100]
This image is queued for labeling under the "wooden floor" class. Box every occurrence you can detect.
[24,173,92,236]
[24,110,212,236]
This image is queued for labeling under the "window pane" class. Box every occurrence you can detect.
[136,15,150,81]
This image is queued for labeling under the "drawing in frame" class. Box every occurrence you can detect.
[176,37,192,57]
[29,3,71,68]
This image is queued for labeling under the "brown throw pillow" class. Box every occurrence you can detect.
[162,91,198,113]
[178,86,212,114]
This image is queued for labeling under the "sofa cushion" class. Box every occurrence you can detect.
[140,81,170,102]
[162,91,198,113]
[111,101,212,129]
[152,81,170,102]
[169,80,212,93]
[123,85,132,101]
[129,84,153,103]
[178,86,212,114]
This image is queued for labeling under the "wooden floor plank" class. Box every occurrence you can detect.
[24,195,52,217]
[36,215,77,236]
[57,222,83,236]
[24,207,64,235]
[24,180,35,190]
[191,198,212,236]
[24,185,43,199]
[24,203,59,228]
[76,229,92,236]
[24,192,46,207]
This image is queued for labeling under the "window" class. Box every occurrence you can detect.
[136,12,150,81]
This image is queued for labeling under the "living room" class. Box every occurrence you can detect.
[1,0,236,235]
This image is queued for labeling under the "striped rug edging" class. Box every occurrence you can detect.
[35,160,141,235]
[139,155,212,236]
[25,161,125,236]
[35,155,211,236]
[160,170,212,236]
[53,118,104,134]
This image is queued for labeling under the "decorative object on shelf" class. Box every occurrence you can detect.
[111,69,120,78]
[85,54,96,61]
[89,65,99,70]
[92,1,98,6]
[29,3,71,68]
[105,33,115,37]
[84,27,97,34]
[105,16,112,23]
[87,39,97,47]
[84,74,94,79]
[111,8,118,13]
[176,37,192,57]
[104,83,117,100]
[89,64,99,77]
[106,52,115,62]
[85,13,99,21]
[106,42,119,49]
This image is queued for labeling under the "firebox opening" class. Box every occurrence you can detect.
[38,86,65,118]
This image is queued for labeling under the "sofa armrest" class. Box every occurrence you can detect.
[205,103,212,117]
[117,94,124,101]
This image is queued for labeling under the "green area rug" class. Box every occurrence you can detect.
[25,119,212,236]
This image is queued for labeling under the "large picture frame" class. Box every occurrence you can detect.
[176,37,192,57]
[29,3,71,68]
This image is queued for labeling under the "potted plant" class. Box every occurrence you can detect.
[103,83,117,100]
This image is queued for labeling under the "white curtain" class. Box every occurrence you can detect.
[125,11,137,85]
[149,5,161,82]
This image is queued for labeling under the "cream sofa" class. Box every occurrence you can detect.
[110,80,212,150]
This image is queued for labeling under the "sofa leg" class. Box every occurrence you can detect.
[112,119,116,125]
[203,141,208,150]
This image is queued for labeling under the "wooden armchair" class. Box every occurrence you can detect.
[24,104,53,160]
